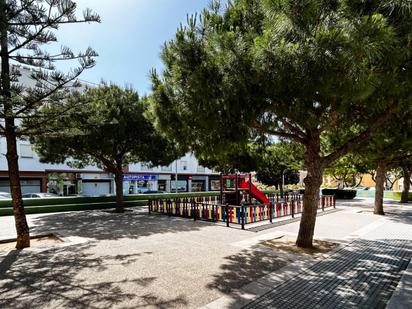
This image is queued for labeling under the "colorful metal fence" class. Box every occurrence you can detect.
[148,194,336,230]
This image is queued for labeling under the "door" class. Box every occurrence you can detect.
[82,182,111,196]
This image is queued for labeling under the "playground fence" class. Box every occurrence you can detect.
[148,194,336,230]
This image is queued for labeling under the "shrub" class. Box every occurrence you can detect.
[321,189,357,199]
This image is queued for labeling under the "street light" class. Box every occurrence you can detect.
[175,160,178,193]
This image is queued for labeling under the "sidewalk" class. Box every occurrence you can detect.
[0,199,410,308]
[205,201,412,309]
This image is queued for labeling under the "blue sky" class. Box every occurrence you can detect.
[56,0,212,95]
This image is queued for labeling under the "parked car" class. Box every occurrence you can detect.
[22,193,59,198]
[0,192,11,199]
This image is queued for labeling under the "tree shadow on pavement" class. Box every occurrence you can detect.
[30,211,206,241]
[207,247,288,294]
[0,243,188,308]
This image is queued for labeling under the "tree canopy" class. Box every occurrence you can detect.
[255,142,304,195]
[30,85,179,212]
[150,0,412,247]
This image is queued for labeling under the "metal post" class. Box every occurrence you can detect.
[167,199,171,217]
[235,173,239,205]
[220,172,224,204]
[241,203,245,230]
[269,202,273,223]
[291,199,295,218]
[212,205,215,222]
[148,199,151,215]
[226,204,230,227]
[249,173,252,204]
[333,195,336,208]
[322,196,325,212]
[175,160,178,193]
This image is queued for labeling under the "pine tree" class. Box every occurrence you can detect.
[30,85,179,213]
[150,0,412,248]
[0,0,99,248]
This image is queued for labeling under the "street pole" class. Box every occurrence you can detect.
[175,160,178,193]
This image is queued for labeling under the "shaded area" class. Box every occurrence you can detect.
[207,248,287,293]
[0,243,187,308]
[30,210,205,241]
[243,238,412,309]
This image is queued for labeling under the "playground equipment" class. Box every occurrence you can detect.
[148,194,336,230]
[148,173,337,230]
[219,173,270,206]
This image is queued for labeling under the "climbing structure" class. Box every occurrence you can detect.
[220,173,270,206]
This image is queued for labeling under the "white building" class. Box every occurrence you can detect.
[0,66,219,195]
[0,139,219,195]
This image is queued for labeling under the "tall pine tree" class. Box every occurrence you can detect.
[0,0,99,248]
[150,0,412,248]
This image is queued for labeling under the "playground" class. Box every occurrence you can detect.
[149,173,335,230]
[1,198,410,308]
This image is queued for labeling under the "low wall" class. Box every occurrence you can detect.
[355,190,412,201]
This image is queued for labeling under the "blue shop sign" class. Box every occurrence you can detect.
[123,174,157,181]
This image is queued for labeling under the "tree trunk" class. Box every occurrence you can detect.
[374,160,387,215]
[296,138,323,248]
[5,131,30,248]
[114,168,125,213]
[1,4,30,249]
[401,165,411,203]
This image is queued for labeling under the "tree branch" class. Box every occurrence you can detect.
[253,122,308,145]
[14,66,87,116]
[323,102,396,166]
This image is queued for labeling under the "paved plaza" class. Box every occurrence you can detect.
[0,199,411,308]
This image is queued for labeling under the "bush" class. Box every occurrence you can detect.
[321,189,357,199]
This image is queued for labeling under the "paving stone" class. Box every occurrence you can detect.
[243,238,412,309]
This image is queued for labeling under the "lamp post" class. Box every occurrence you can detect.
[175,160,178,193]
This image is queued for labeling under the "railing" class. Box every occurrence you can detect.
[148,195,336,230]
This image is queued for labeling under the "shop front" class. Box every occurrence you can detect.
[171,175,188,192]
[123,174,158,194]
[191,175,207,192]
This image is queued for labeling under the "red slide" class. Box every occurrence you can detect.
[240,180,270,206]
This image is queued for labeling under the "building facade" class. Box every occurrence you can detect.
[0,66,220,196]
[0,139,220,195]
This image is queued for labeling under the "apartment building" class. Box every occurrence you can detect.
[0,66,219,196]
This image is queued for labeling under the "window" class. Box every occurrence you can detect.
[20,144,33,158]
[180,161,188,171]
[210,180,221,191]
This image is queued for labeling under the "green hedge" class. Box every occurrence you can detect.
[0,191,220,209]
[0,191,220,216]
[321,189,357,199]
[0,200,147,216]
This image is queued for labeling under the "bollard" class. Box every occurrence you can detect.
[292,199,295,218]
[148,200,151,215]
[322,196,325,212]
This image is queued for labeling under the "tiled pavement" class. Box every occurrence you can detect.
[242,207,412,309]
[243,239,411,309]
